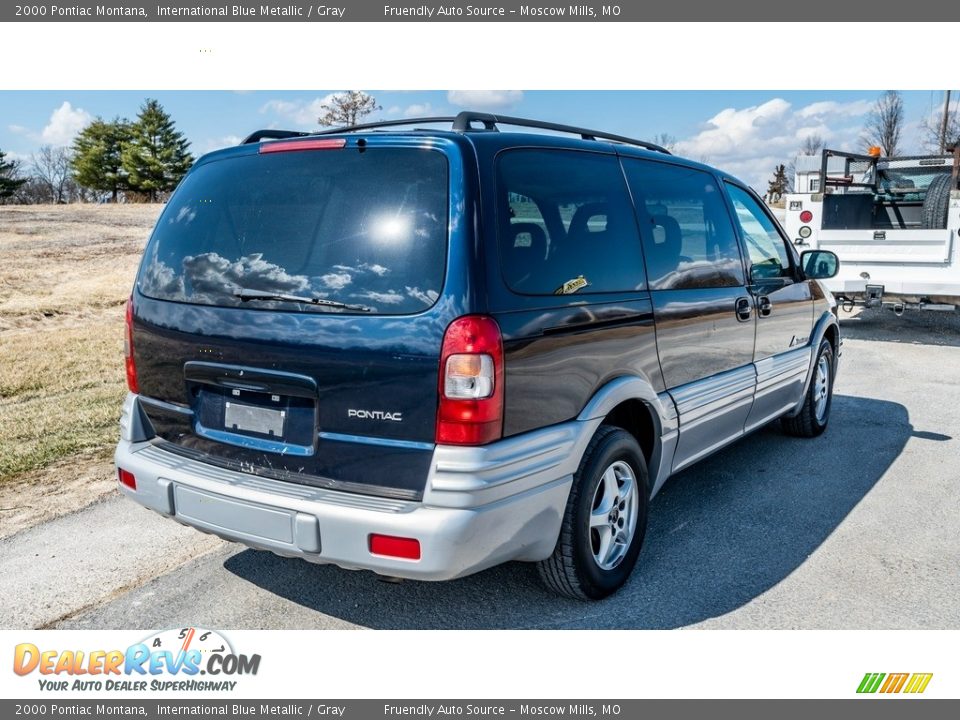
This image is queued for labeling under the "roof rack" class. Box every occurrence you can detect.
[449,112,671,154]
[241,111,670,155]
[241,129,309,144]
[315,116,458,135]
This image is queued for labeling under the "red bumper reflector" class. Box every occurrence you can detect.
[369,534,421,560]
[259,138,347,154]
[118,468,137,490]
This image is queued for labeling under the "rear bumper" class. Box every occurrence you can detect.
[115,396,590,580]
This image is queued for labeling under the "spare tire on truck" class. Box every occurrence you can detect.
[921,173,955,229]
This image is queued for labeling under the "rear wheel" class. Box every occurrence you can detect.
[537,426,649,600]
[781,338,834,438]
[921,173,954,229]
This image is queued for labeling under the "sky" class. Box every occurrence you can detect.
[1,90,956,190]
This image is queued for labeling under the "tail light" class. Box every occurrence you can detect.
[436,315,504,445]
[124,296,139,393]
[799,210,813,223]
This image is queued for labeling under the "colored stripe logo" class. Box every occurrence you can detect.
[857,672,933,694]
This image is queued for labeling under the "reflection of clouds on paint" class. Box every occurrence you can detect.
[182,252,310,296]
[405,286,439,305]
[319,272,352,290]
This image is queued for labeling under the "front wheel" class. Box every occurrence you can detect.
[781,338,834,437]
[537,426,649,600]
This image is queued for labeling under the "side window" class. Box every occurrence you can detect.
[496,149,645,295]
[725,184,793,282]
[622,159,744,290]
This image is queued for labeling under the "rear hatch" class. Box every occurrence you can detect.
[130,137,464,500]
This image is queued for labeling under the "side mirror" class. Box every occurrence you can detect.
[801,249,839,280]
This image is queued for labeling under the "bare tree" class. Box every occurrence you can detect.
[862,91,904,157]
[653,133,677,153]
[919,106,960,154]
[318,91,382,127]
[30,145,75,203]
[800,134,824,157]
[785,134,824,193]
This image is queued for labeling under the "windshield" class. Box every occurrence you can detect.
[138,145,449,315]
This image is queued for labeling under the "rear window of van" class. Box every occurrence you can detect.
[138,146,449,315]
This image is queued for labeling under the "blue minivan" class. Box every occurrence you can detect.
[116,112,841,599]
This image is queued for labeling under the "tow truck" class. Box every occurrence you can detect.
[784,147,960,313]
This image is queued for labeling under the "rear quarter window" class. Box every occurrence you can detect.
[138,146,449,315]
[496,149,646,296]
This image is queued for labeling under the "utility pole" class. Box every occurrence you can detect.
[939,89,952,154]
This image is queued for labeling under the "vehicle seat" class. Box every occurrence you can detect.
[503,222,547,290]
[648,213,683,276]
[567,202,615,242]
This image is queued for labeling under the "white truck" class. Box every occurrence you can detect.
[784,148,960,313]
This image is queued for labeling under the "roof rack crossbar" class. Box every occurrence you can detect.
[241,129,310,144]
[241,112,671,155]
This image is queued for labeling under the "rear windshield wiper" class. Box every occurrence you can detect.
[233,289,372,313]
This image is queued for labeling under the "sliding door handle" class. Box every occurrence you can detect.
[735,297,752,322]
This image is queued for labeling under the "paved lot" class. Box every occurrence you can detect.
[2,310,958,630]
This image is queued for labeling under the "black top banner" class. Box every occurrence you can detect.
[5,0,960,22]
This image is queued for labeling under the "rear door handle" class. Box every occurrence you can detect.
[735,297,752,322]
[757,296,772,317]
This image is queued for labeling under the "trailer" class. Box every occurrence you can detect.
[784,147,960,313]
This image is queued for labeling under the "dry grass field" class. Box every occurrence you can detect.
[0,204,161,535]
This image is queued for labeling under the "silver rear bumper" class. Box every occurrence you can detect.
[115,395,591,580]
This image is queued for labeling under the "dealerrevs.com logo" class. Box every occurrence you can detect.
[13,627,260,693]
[857,672,933,695]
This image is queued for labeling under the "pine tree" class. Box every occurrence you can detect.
[0,148,26,200]
[767,164,789,203]
[122,99,193,201]
[71,117,132,202]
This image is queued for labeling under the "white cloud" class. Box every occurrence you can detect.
[673,97,876,190]
[260,94,338,128]
[40,101,93,145]
[403,103,433,118]
[797,99,873,119]
[447,90,523,111]
[199,135,243,154]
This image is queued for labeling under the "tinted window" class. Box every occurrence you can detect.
[725,183,792,281]
[496,150,645,295]
[138,147,448,315]
[622,160,744,290]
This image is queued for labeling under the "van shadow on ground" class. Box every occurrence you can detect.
[223,394,912,629]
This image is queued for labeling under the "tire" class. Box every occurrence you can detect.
[781,338,834,438]
[537,426,649,600]
[921,173,954,230]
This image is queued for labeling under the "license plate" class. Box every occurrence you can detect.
[224,401,286,437]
